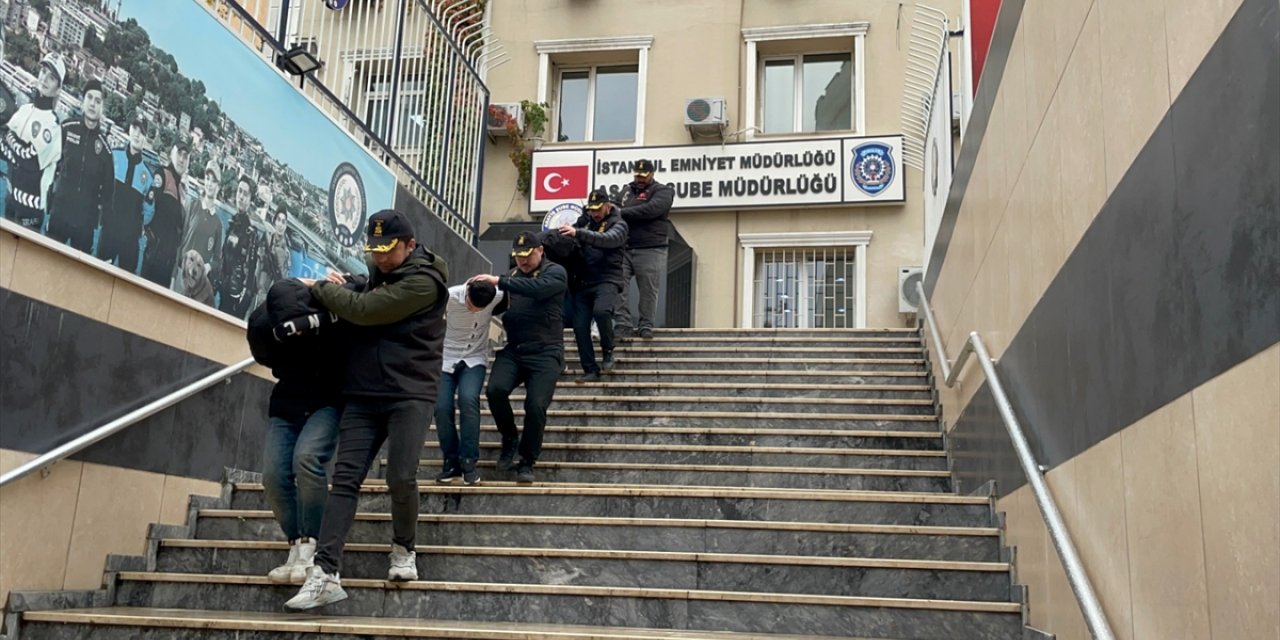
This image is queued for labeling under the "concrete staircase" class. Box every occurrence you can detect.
[7,328,1028,640]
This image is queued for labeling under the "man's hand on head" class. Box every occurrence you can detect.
[324,271,348,285]
[469,274,499,286]
[558,224,576,237]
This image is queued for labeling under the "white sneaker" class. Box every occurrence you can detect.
[388,543,418,581]
[267,541,301,584]
[284,565,347,611]
[291,538,317,583]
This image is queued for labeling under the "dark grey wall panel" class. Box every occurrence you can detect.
[0,289,271,482]
[923,0,1027,296]
[947,0,1280,496]
[394,185,492,283]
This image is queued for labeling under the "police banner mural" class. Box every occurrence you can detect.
[529,135,906,215]
[0,0,395,319]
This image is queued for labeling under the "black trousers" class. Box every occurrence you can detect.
[313,397,431,575]
[571,282,618,374]
[485,345,562,465]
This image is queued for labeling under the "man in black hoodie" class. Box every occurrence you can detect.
[471,231,568,484]
[286,209,448,611]
[47,79,113,253]
[615,158,675,340]
[558,187,628,382]
[246,279,347,586]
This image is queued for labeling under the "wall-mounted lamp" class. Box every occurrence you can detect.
[276,45,323,88]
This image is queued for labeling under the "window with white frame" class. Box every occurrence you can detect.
[740,232,871,329]
[364,78,426,150]
[535,36,653,145]
[744,23,868,138]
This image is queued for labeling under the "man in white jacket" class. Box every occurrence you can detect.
[433,279,503,485]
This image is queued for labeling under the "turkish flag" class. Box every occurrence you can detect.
[534,165,589,200]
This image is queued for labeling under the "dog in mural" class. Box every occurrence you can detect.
[182,249,215,306]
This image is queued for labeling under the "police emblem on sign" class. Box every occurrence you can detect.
[328,162,366,248]
[850,142,895,197]
[542,202,583,230]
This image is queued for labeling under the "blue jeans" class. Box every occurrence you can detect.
[261,406,340,541]
[435,362,486,470]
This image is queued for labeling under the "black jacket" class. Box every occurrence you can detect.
[246,280,347,422]
[539,228,585,291]
[48,118,114,237]
[141,164,185,287]
[619,180,674,249]
[572,208,628,288]
[312,245,449,402]
[216,211,261,318]
[496,259,568,350]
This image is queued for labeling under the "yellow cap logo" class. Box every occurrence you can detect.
[517,235,526,246]
[373,219,384,237]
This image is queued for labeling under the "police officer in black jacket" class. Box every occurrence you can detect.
[47,79,114,253]
[615,158,675,339]
[471,231,569,484]
[558,187,628,382]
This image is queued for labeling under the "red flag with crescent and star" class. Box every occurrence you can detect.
[534,165,589,200]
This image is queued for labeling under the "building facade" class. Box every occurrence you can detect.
[477,0,961,329]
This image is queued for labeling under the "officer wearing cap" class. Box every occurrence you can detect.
[559,187,629,382]
[470,231,569,484]
[285,209,450,611]
[1,53,64,230]
[615,158,675,340]
[47,78,113,254]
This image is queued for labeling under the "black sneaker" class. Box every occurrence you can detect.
[496,444,518,472]
[601,351,616,371]
[577,370,601,383]
[462,468,482,485]
[434,465,462,484]
[638,327,654,340]
[515,463,535,484]
[615,326,634,339]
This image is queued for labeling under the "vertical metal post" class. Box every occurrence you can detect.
[275,0,291,48]
[437,62,458,187]
[386,0,408,148]
[471,89,488,244]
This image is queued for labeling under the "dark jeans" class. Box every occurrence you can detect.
[314,398,432,575]
[435,362,486,470]
[261,407,340,541]
[617,246,667,332]
[485,345,562,465]
[99,216,141,274]
[572,283,618,374]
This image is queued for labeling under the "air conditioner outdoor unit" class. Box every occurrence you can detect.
[487,102,523,135]
[684,97,727,137]
[898,266,924,314]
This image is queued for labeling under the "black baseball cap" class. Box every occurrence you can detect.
[365,209,415,253]
[586,187,612,211]
[511,230,542,257]
[633,159,655,177]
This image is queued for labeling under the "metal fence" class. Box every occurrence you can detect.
[209,0,506,244]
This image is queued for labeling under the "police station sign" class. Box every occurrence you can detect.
[529,135,905,214]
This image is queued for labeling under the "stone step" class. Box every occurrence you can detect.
[480,409,941,430]
[425,443,949,470]
[611,336,924,348]
[18,607,906,640]
[583,327,922,339]
[455,425,945,449]
[196,511,1003,562]
[546,381,934,400]
[153,541,1012,602]
[521,395,936,416]
[568,347,926,360]
[229,483,994,527]
[419,462,951,492]
[562,358,927,372]
[583,370,930,385]
[111,573,1022,639]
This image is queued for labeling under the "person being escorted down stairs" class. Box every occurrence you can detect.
[285,209,449,611]
[245,279,350,585]
[433,279,504,485]
[470,231,568,485]
[557,187,629,383]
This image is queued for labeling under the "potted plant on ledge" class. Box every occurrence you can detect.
[489,100,548,196]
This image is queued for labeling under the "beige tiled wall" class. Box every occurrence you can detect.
[997,344,1280,640]
[0,451,221,607]
[928,0,1243,421]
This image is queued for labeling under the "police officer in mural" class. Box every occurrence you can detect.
[174,163,224,303]
[471,232,569,484]
[0,30,26,222]
[216,173,262,318]
[614,158,675,340]
[559,187,629,383]
[47,79,114,254]
[100,118,155,273]
[2,54,65,231]
[141,142,190,287]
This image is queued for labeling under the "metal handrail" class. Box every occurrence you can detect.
[915,281,1116,640]
[0,357,256,488]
